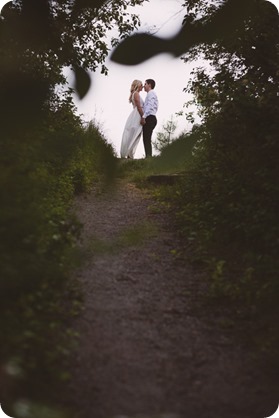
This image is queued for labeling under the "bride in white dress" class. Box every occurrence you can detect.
[120,80,144,159]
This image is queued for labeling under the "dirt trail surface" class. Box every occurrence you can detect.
[64,179,278,418]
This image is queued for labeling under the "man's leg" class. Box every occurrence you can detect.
[143,115,157,157]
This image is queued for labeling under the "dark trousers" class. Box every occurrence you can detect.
[143,115,157,157]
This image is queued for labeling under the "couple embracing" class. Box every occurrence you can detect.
[120,79,158,159]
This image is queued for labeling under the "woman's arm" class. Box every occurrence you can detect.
[133,91,143,117]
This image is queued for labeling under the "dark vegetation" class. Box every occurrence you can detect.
[0,0,278,416]
[0,101,117,416]
[0,0,142,415]
[118,0,279,366]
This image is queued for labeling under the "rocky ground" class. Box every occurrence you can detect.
[62,179,278,418]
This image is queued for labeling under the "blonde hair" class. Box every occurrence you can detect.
[129,79,142,103]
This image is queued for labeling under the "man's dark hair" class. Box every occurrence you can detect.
[146,79,156,89]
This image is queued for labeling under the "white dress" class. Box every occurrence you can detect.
[120,93,144,159]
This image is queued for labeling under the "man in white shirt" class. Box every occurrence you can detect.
[141,79,158,157]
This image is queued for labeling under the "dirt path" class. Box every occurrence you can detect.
[63,179,278,418]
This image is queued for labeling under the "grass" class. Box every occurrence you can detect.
[116,132,196,183]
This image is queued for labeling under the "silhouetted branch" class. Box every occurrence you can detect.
[111,0,278,65]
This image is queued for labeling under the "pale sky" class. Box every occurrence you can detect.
[73,0,196,159]
[72,0,279,159]
[0,0,277,158]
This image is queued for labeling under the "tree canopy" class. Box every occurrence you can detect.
[0,0,145,132]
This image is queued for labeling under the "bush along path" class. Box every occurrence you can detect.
[61,176,278,418]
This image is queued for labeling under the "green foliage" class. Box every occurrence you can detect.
[0,0,144,413]
[0,0,145,89]
[0,0,146,134]
[155,0,279,308]
[0,90,116,411]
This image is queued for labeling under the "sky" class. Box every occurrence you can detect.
[0,0,278,160]
[71,0,279,159]
[72,0,196,159]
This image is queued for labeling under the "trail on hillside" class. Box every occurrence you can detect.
[62,179,277,418]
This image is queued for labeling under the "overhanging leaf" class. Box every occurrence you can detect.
[73,65,91,100]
